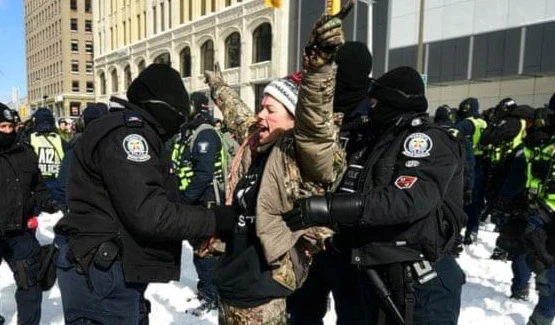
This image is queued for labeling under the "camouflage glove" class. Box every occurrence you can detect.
[204,63,227,102]
[303,0,354,71]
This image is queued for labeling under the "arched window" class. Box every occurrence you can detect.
[111,69,118,92]
[99,72,106,95]
[124,65,132,89]
[138,60,146,72]
[252,23,271,63]
[180,47,191,77]
[200,40,214,72]
[225,32,241,69]
[153,52,171,65]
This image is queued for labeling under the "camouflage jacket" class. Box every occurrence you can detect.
[210,65,344,291]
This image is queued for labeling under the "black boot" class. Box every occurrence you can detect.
[510,287,530,301]
[463,231,478,245]
[490,247,509,261]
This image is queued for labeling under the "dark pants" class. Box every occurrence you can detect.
[287,250,367,325]
[362,255,465,325]
[511,253,532,293]
[0,230,43,325]
[529,266,555,324]
[465,156,486,234]
[55,236,149,325]
[193,254,219,303]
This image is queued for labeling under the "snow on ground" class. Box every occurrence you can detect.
[0,213,538,324]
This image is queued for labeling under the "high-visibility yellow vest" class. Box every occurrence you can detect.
[466,116,487,155]
[30,132,65,178]
[491,119,526,163]
[171,124,226,193]
[525,140,555,212]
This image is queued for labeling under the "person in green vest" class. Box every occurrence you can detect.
[28,107,68,203]
[521,96,555,325]
[455,97,487,244]
[171,91,227,314]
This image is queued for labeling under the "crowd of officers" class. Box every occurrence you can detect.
[434,92,555,325]
[1,5,554,325]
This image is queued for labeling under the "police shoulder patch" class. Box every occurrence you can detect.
[122,134,150,162]
[394,175,418,189]
[402,133,433,158]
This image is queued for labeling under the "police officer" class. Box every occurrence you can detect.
[284,66,467,324]
[0,102,60,325]
[54,64,238,324]
[171,91,224,312]
[521,98,555,325]
[455,98,486,245]
[481,99,533,299]
[28,107,68,202]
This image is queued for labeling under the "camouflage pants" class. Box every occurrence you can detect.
[218,298,287,325]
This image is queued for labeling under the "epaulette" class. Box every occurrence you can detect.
[123,112,144,128]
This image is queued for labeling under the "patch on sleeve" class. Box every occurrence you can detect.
[122,134,151,162]
[394,175,418,189]
[197,142,209,153]
[402,133,433,158]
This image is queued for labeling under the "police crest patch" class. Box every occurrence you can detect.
[402,133,433,158]
[123,134,150,162]
[394,176,418,189]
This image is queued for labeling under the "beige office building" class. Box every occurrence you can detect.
[25,0,95,118]
[93,0,296,110]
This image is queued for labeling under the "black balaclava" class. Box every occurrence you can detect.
[368,66,428,135]
[33,107,56,133]
[127,64,190,140]
[0,103,16,148]
[434,105,452,124]
[333,42,373,117]
[524,107,555,148]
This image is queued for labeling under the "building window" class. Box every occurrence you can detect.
[200,40,214,72]
[71,18,78,31]
[71,39,78,52]
[70,0,77,10]
[138,60,146,72]
[168,0,172,29]
[211,0,216,12]
[153,6,157,34]
[225,32,241,69]
[86,81,94,93]
[85,0,92,13]
[180,47,191,77]
[111,69,118,92]
[160,3,165,32]
[188,0,193,21]
[72,80,79,92]
[201,0,206,15]
[124,65,132,89]
[85,20,92,33]
[154,52,171,65]
[254,83,269,112]
[99,72,106,95]
[86,61,93,74]
[71,60,79,72]
[85,41,93,54]
[225,0,231,6]
[252,23,272,63]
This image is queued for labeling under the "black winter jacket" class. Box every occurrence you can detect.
[338,114,467,266]
[0,139,49,232]
[55,100,217,283]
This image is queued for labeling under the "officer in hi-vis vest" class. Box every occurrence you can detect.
[29,108,68,202]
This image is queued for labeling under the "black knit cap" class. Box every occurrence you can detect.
[127,63,190,116]
[333,41,373,114]
[369,66,428,112]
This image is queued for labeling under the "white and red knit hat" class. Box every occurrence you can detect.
[263,72,302,116]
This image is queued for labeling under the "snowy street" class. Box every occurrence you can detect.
[0,212,538,324]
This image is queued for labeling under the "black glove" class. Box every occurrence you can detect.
[283,194,363,232]
[212,205,239,241]
[463,190,473,206]
[41,199,66,214]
